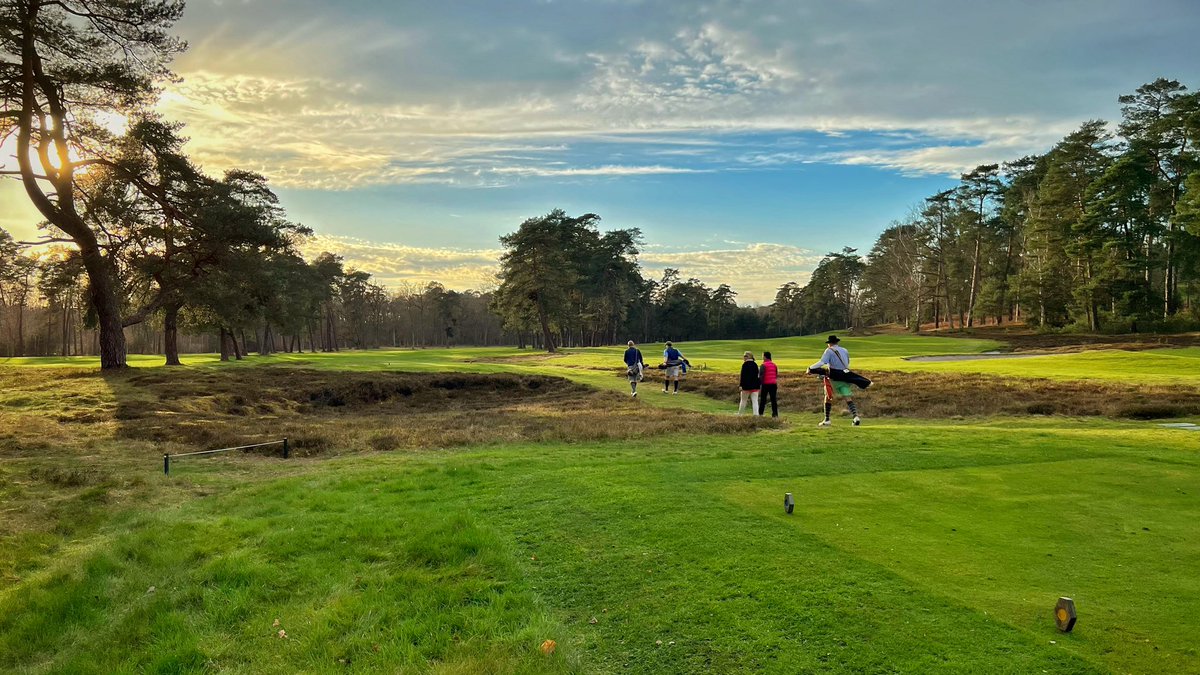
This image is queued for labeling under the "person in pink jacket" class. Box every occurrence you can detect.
[758,351,779,417]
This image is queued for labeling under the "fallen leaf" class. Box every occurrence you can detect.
[588,617,598,624]
[146,586,156,594]
[272,618,281,628]
[540,639,556,655]
[655,640,663,646]
[278,630,288,639]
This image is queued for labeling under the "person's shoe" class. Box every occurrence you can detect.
[817,419,831,427]
[632,391,638,397]
[853,416,861,426]
[672,390,678,395]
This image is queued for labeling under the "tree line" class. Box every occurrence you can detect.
[4,3,1197,364]
[774,78,1200,336]
[0,227,508,359]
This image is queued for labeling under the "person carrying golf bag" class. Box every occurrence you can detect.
[811,335,861,427]
[623,340,645,397]
[662,341,686,394]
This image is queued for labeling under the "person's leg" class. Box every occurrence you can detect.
[673,376,680,393]
[664,373,670,392]
[847,397,860,425]
[751,391,760,416]
[758,386,766,416]
[769,384,779,417]
[630,377,638,395]
[738,390,748,415]
[821,377,833,424]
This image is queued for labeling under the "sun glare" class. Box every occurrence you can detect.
[0,111,127,176]
[93,111,130,137]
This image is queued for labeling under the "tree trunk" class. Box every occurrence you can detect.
[230,328,244,360]
[966,234,982,327]
[536,300,556,353]
[1164,230,1175,319]
[61,304,69,356]
[15,301,25,357]
[219,328,231,361]
[163,303,182,366]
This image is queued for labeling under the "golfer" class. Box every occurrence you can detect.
[758,351,779,417]
[623,340,645,397]
[812,335,861,427]
[663,341,686,394]
[738,351,762,415]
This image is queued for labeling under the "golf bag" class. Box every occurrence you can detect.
[807,365,873,390]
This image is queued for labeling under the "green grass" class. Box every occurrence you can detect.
[2,419,1199,673]
[3,335,1200,672]
[7,333,1197,388]
[872,347,1200,385]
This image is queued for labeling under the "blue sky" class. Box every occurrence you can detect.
[3,0,1199,302]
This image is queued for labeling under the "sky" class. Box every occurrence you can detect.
[3,0,1199,303]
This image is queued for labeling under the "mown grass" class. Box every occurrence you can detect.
[2,419,1198,673]
[875,346,1200,385]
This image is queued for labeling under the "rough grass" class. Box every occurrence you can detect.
[0,367,772,458]
[0,366,772,586]
[677,370,1200,420]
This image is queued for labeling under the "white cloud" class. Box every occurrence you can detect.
[298,234,820,304]
[642,242,822,303]
[150,0,1173,190]
[298,234,502,291]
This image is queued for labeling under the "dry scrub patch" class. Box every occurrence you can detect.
[11,365,768,454]
[678,370,1200,419]
[0,366,772,579]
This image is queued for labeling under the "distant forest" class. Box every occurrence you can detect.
[3,14,1198,365]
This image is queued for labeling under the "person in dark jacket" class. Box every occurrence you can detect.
[758,351,779,417]
[623,340,645,397]
[738,351,762,416]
